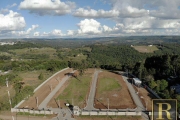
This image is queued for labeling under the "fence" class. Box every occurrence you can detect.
[81,111,141,116]
[11,108,54,115]
[143,84,161,99]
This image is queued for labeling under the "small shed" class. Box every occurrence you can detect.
[133,78,142,86]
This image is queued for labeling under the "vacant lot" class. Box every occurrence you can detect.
[94,71,136,109]
[19,68,72,109]
[48,69,95,108]
[133,86,153,111]
[133,45,158,53]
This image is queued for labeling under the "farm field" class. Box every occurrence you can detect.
[9,47,58,59]
[19,68,73,109]
[132,45,159,53]
[94,71,136,109]
[48,69,95,108]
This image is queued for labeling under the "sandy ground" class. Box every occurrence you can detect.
[19,68,73,109]
[94,71,136,109]
[47,69,95,109]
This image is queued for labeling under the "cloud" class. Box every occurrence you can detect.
[77,19,102,35]
[27,24,39,34]
[7,3,17,8]
[19,0,76,16]
[34,32,40,36]
[0,10,26,32]
[41,29,64,37]
[0,9,9,14]
[73,8,119,18]
[51,29,64,36]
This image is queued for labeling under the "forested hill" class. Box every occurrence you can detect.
[87,45,148,70]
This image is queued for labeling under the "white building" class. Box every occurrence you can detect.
[133,78,142,86]
[0,42,15,45]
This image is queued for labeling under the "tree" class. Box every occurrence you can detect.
[38,73,44,80]
[148,80,156,89]
[159,79,168,91]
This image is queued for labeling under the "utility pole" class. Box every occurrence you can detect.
[107,98,109,110]
[58,98,60,108]
[6,78,8,88]
[36,97,38,108]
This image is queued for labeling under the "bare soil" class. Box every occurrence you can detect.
[19,68,73,109]
[94,71,136,109]
[133,85,153,111]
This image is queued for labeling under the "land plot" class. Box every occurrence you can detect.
[133,85,153,111]
[48,69,95,108]
[94,71,136,109]
[133,45,158,53]
[19,68,73,109]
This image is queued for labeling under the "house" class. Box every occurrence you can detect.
[133,78,142,86]
[170,84,180,90]
[167,76,178,81]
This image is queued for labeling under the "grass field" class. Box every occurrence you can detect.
[53,69,94,108]
[98,78,121,93]
[57,76,90,107]
[132,45,159,53]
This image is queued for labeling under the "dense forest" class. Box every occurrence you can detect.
[0,38,180,111]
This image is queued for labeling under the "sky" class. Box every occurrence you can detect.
[0,0,180,38]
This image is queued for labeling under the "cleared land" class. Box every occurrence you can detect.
[47,69,95,108]
[94,71,136,109]
[132,45,159,53]
[19,68,73,109]
[133,86,153,111]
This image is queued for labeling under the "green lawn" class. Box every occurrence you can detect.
[57,74,91,107]
[98,77,121,93]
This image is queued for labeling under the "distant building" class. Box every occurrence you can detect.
[167,76,178,81]
[0,42,15,45]
[171,84,180,90]
[148,45,153,47]
[171,84,180,94]
[133,78,142,86]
